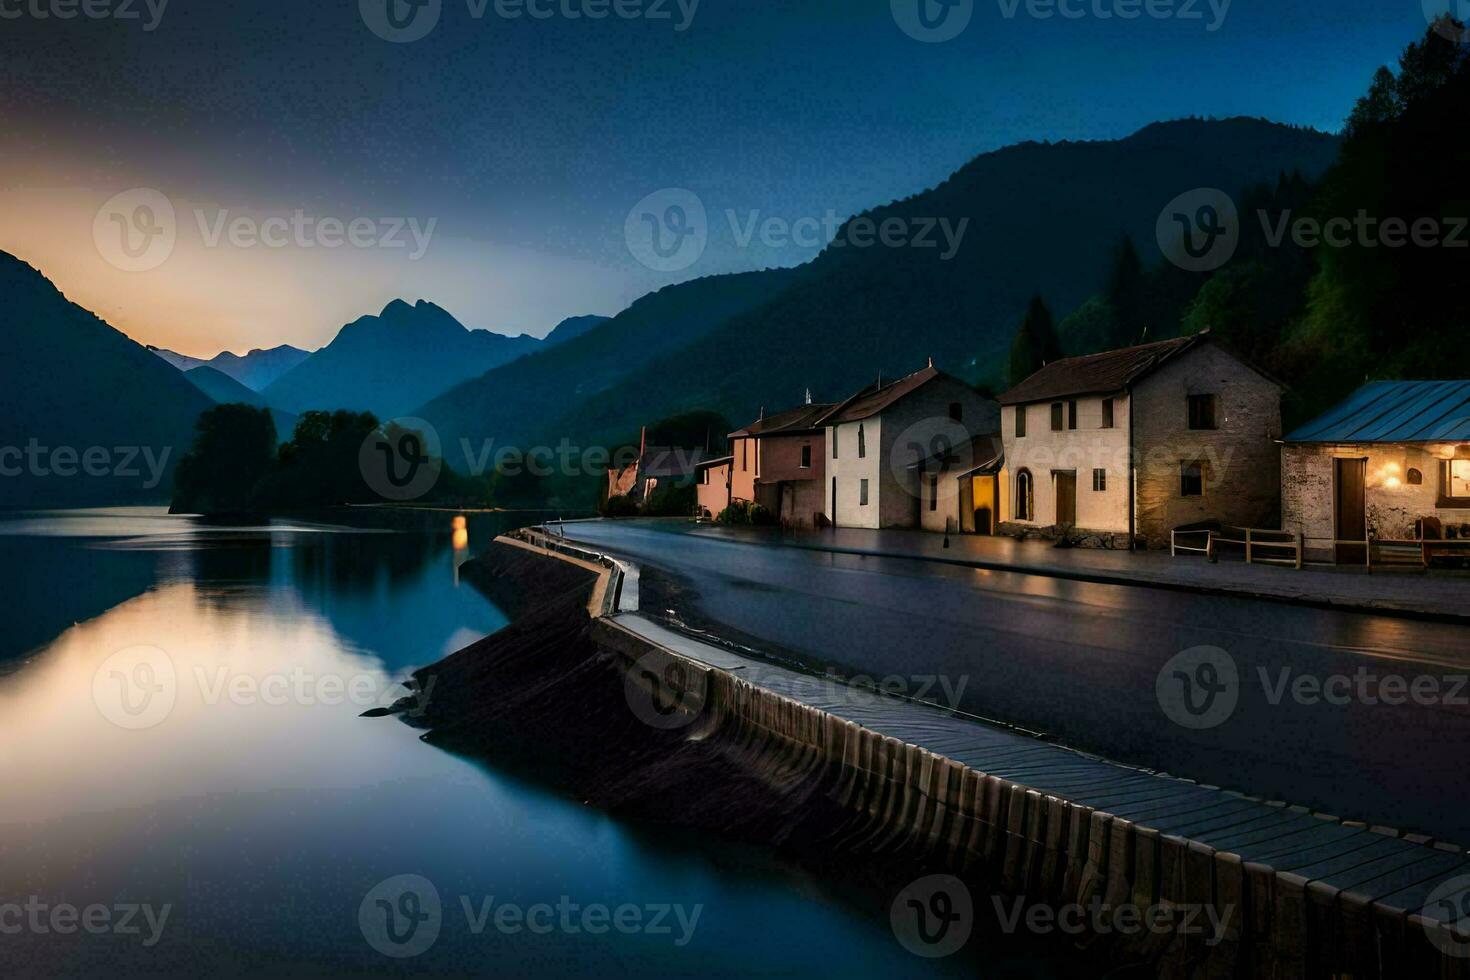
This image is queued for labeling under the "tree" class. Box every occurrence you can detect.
[1104,236,1147,347]
[171,404,277,515]
[1008,294,1062,384]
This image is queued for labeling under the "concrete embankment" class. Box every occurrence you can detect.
[395,539,1466,978]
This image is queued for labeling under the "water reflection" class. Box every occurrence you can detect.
[0,508,980,978]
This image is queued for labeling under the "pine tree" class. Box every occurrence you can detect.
[1105,236,1146,347]
[1009,294,1061,384]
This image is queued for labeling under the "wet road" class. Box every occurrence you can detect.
[559,521,1470,845]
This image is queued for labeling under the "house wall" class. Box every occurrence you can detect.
[697,463,731,519]
[999,394,1132,535]
[1131,343,1282,547]
[1282,443,1470,562]
[826,417,883,529]
[876,378,999,530]
[758,431,826,527]
[730,436,758,503]
[825,377,998,531]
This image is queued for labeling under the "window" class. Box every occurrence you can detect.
[1015,406,1027,438]
[858,424,867,459]
[1187,394,1218,430]
[832,427,839,459]
[1443,460,1470,504]
[1407,468,1423,486]
[741,440,748,470]
[1093,468,1107,492]
[949,402,963,422]
[1181,460,1205,497]
[1051,403,1064,431]
[1015,469,1034,521]
[800,445,812,469]
[929,475,939,511]
[859,479,870,506]
[1068,400,1078,430]
[754,440,760,477]
[1101,398,1115,429]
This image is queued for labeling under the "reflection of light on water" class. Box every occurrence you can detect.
[0,581,466,826]
[452,516,470,584]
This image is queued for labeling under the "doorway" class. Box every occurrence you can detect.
[1054,471,1077,528]
[970,474,996,535]
[1334,457,1367,564]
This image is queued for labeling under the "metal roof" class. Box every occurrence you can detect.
[1285,380,1470,443]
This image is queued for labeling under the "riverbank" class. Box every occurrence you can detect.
[398,536,1470,978]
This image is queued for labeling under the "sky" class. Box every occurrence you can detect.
[0,0,1443,357]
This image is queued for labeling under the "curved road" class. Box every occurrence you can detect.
[559,520,1470,846]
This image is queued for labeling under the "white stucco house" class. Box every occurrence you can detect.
[822,363,999,530]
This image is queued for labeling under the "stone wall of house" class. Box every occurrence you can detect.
[1283,443,1469,562]
[1131,343,1282,548]
[875,377,998,530]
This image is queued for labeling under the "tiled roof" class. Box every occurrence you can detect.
[909,433,1005,476]
[822,365,943,424]
[998,335,1202,406]
[1285,381,1470,443]
[730,403,836,438]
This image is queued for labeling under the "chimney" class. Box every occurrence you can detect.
[805,388,812,405]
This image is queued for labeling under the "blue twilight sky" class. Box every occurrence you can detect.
[0,0,1443,356]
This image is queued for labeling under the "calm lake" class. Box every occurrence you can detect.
[0,508,1022,978]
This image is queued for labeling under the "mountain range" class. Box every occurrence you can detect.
[150,344,311,391]
[2,117,1343,507]
[419,118,1341,461]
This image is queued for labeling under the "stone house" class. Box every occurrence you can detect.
[728,402,833,527]
[1282,380,1470,563]
[823,363,1000,530]
[997,332,1283,549]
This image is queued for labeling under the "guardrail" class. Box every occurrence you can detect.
[507,525,629,616]
[1334,536,1470,572]
[1171,526,1304,569]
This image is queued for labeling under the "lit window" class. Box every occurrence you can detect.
[1445,460,1470,500]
